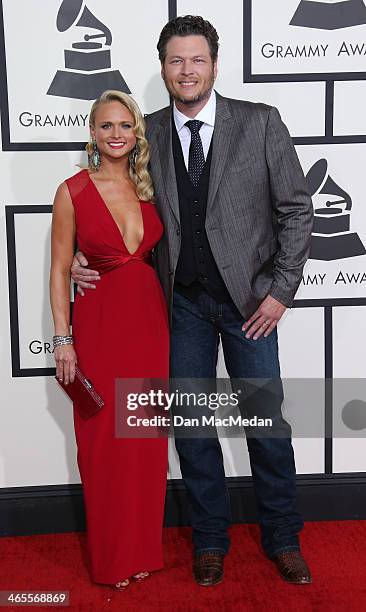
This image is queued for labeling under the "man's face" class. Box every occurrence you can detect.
[161,35,217,106]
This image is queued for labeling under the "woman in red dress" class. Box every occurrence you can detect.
[50,90,169,590]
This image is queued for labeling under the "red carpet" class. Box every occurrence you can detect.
[1,522,366,611]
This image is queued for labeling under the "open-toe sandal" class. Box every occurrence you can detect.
[114,578,130,590]
[132,572,150,582]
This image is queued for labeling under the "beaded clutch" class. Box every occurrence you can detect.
[56,365,104,419]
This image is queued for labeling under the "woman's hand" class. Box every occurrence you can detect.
[55,344,77,385]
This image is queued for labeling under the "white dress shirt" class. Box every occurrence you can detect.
[173,90,216,170]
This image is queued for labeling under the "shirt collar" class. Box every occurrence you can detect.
[173,89,216,133]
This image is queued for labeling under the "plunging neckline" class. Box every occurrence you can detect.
[86,170,145,256]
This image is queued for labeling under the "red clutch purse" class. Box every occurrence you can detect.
[56,365,104,419]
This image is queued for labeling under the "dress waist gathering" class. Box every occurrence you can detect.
[83,250,153,275]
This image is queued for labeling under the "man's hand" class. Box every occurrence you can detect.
[242,295,286,340]
[71,251,100,296]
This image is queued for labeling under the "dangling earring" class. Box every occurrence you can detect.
[129,144,140,171]
[89,140,101,171]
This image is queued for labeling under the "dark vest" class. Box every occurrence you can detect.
[172,117,230,303]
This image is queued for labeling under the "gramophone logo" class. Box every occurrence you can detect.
[290,0,366,30]
[47,0,130,100]
[306,159,366,260]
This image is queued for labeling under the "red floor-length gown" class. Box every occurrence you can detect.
[65,169,169,584]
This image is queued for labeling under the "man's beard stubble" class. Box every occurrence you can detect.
[164,68,216,107]
[175,88,212,107]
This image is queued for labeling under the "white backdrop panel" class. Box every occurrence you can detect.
[333,306,366,473]
[279,308,325,474]
[334,81,366,136]
[250,0,366,76]
[333,439,366,473]
[15,212,55,370]
[2,0,169,144]
[1,151,83,486]
[278,308,325,378]
[296,145,366,300]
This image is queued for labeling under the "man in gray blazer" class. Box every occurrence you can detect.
[72,15,313,586]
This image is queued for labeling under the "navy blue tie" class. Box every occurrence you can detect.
[185,120,205,187]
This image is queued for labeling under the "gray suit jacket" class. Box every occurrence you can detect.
[145,92,313,321]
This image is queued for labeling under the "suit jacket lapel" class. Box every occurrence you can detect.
[207,93,233,214]
[154,94,233,221]
[156,107,180,224]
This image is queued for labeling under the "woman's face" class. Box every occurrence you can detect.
[90,101,136,162]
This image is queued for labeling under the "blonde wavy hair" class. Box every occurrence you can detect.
[86,90,154,202]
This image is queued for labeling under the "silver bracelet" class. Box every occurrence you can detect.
[53,335,73,349]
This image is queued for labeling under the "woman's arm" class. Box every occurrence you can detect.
[50,182,77,384]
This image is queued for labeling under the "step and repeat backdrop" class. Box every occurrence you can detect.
[1,0,366,489]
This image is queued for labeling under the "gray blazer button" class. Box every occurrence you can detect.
[176,229,180,235]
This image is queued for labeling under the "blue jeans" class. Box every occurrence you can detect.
[170,289,303,559]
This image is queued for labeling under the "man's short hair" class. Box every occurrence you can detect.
[157,15,219,63]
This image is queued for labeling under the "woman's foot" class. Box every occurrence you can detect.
[114,578,130,590]
[113,571,150,589]
[132,571,150,582]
